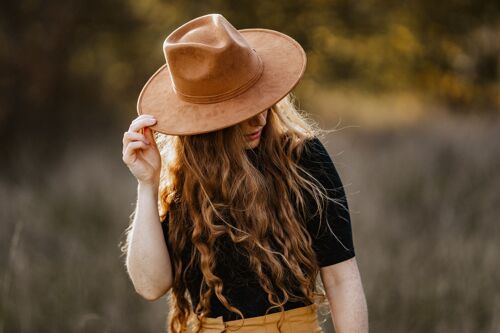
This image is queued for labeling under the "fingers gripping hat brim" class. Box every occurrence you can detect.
[137,29,307,136]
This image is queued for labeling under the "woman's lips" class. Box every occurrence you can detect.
[245,129,262,140]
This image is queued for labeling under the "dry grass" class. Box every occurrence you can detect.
[322,111,500,332]
[1,106,499,332]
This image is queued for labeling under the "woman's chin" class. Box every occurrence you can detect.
[245,138,261,149]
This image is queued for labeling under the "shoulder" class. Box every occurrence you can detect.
[298,136,335,169]
[296,136,346,190]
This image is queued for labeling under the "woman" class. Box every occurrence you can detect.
[121,14,368,333]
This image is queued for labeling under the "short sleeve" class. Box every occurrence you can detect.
[300,137,356,268]
[161,214,172,254]
[161,213,178,273]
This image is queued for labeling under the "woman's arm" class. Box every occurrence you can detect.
[125,182,173,301]
[320,257,369,332]
[122,115,173,301]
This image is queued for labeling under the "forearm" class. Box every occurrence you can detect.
[126,182,172,300]
[326,278,369,333]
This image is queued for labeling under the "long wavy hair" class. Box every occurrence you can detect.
[122,92,343,332]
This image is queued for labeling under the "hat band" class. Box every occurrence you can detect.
[174,55,264,104]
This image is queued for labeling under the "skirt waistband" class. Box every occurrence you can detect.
[193,303,318,331]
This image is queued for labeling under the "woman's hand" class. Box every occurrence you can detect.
[122,114,161,187]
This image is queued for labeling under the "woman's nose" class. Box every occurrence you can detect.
[250,111,266,126]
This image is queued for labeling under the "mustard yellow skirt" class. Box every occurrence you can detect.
[192,303,324,333]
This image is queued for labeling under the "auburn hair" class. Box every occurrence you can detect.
[122,92,342,332]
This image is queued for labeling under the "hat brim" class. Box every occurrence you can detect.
[137,28,307,135]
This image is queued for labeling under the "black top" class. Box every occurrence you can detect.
[161,137,355,321]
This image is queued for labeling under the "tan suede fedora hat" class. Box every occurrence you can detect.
[137,13,307,135]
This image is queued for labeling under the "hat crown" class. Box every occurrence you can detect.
[163,14,264,104]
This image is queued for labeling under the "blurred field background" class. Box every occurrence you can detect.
[1,1,499,332]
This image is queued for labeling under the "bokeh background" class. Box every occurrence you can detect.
[1,1,499,332]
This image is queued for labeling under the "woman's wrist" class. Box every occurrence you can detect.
[137,181,159,195]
